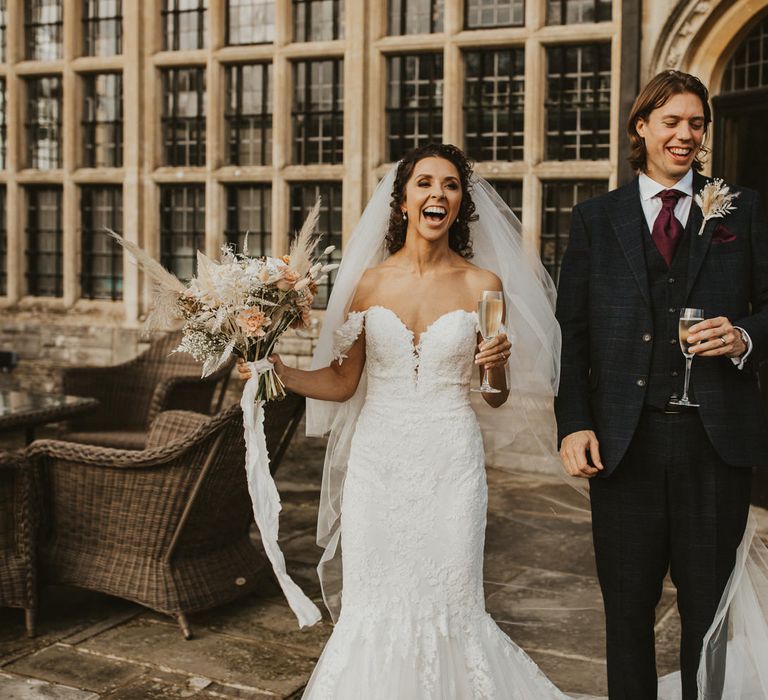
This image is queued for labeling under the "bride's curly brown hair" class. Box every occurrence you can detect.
[386,143,477,258]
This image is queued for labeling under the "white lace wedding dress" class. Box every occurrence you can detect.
[302,305,570,700]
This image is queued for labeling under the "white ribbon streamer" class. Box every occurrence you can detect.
[240,359,322,628]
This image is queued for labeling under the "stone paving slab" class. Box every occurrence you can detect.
[6,644,144,694]
[79,618,317,698]
[0,672,100,700]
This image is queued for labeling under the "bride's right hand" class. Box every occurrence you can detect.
[236,355,286,382]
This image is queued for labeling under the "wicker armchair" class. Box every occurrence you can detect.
[0,450,37,636]
[61,332,233,450]
[28,394,305,639]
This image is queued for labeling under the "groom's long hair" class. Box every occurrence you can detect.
[626,70,712,173]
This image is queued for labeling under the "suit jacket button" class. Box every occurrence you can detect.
[636,378,646,387]
[642,333,652,342]
[671,370,679,377]
[670,338,677,344]
[668,277,676,284]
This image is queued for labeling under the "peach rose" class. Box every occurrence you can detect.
[237,309,271,338]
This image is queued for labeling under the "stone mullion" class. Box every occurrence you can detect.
[205,1,225,257]
[142,0,163,315]
[62,0,79,306]
[271,0,292,258]
[341,0,365,242]
[122,0,143,321]
[3,0,22,302]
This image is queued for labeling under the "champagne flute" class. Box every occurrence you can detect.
[472,290,504,394]
[668,307,704,408]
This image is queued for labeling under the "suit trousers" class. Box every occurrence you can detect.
[589,409,751,700]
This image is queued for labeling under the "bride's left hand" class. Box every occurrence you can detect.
[475,333,511,369]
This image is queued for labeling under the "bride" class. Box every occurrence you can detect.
[239,143,568,698]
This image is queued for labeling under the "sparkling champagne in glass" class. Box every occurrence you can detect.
[472,291,504,394]
[668,307,704,407]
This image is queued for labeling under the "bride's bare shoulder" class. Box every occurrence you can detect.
[457,259,503,294]
[349,265,391,312]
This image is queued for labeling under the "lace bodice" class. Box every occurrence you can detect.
[333,306,479,407]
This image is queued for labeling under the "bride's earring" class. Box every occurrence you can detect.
[402,211,407,221]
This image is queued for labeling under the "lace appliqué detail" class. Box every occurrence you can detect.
[331,311,366,365]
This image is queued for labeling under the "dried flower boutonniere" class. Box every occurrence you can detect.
[694,178,740,236]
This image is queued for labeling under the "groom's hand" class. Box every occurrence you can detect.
[559,430,604,478]
[687,317,747,359]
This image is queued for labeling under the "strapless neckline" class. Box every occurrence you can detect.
[365,305,477,354]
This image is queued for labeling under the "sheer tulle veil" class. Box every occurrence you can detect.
[304,163,768,699]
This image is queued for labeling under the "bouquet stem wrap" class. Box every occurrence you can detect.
[240,359,322,628]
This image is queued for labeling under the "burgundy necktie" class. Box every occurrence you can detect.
[651,189,685,266]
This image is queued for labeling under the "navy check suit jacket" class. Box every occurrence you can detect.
[554,172,768,474]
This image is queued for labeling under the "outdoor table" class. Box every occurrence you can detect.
[0,391,99,444]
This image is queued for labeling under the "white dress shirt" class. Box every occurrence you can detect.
[638,170,752,368]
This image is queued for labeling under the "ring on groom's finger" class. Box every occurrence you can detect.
[720,336,728,346]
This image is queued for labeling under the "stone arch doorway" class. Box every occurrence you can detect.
[711,11,768,508]
[711,11,768,204]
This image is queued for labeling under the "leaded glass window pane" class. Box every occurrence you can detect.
[26,187,63,297]
[225,184,271,257]
[388,0,443,35]
[163,0,207,51]
[541,180,607,283]
[547,0,611,24]
[225,63,272,166]
[227,0,274,45]
[293,59,344,165]
[0,1,8,63]
[160,185,205,282]
[83,73,123,168]
[722,14,768,93]
[162,67,206,167]
[83,0,122,56]
[26,0,63,61]
[0,187,6,296]
[465,0,524,28]
[487,180,523,220]
[0,79,6,169]
[289,183,341,308]
[387,54,443,161]
[26,77,63,170]
[81,186,123,300]
[464,48,525,162]
[293,0,344,42]
[545,43,611,161]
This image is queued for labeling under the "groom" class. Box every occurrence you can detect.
[555,70,768,699]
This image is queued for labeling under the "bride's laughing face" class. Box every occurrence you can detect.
[400,157,462,245]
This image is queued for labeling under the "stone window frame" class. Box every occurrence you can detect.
[25,186,64,297]
[289,181,343,308]
[224,62,272,166]
[0,185,5,296]
[226,0,275,46]
[225,183,272,257]
[162,0,207,52]
[388,0,444,36]
[292,58,344,165]
[80,184,123,300]
[540,179,608,283]
[25,0,63,61]
[25,75,63,170]
[546,0,612,26]
[159,183,206,282]
[465,0,525,30]
[292,0,344,43]
[463,47,526,162]
[82,0,123,57]
[81,72,123,168]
